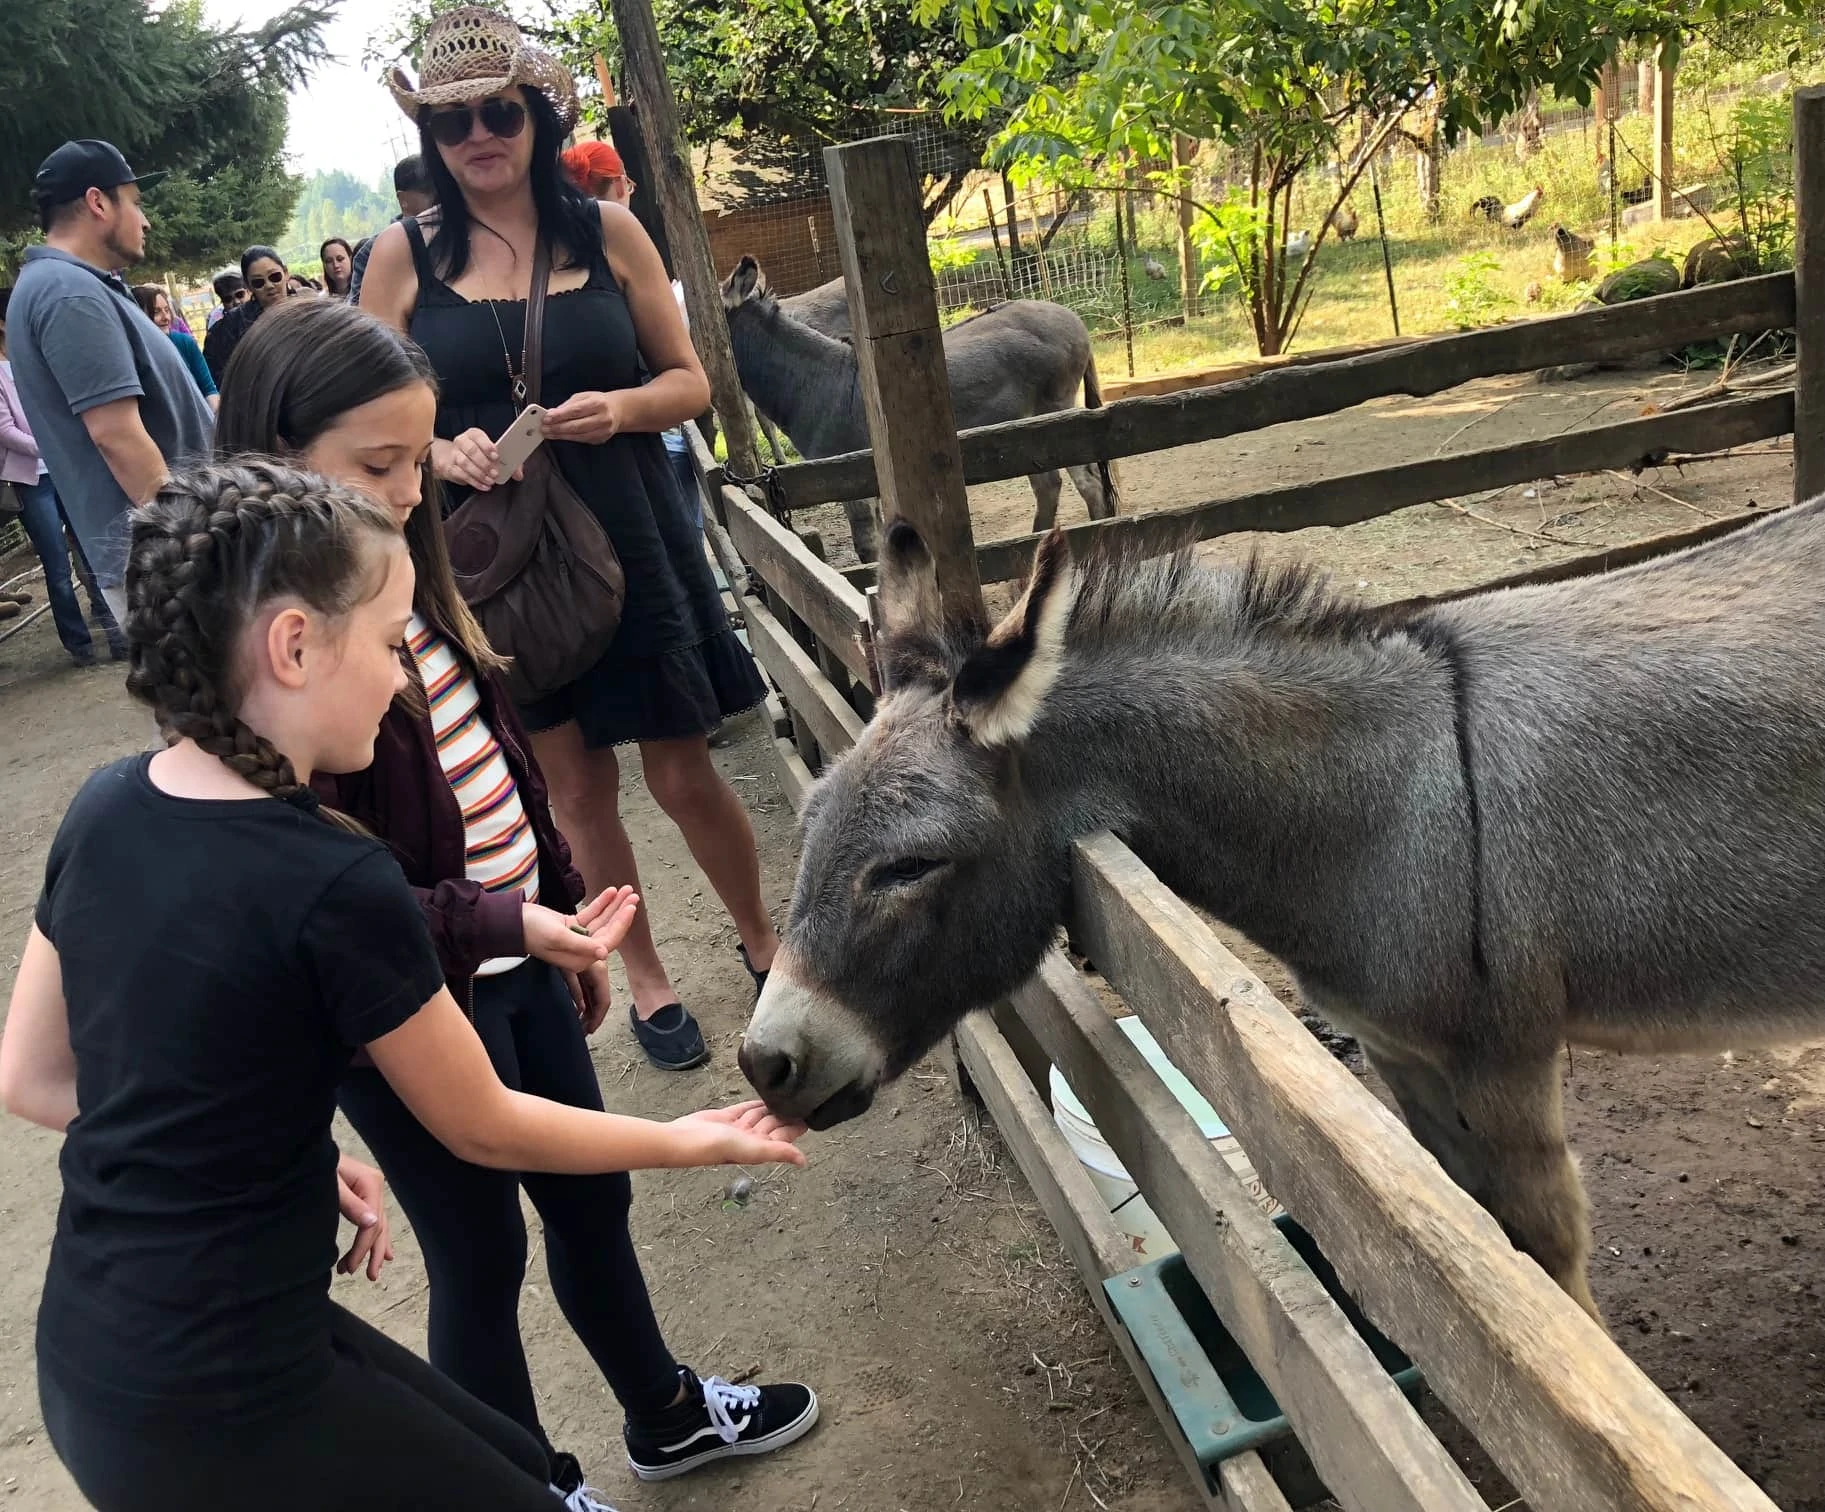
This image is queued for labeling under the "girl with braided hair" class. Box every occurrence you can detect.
[216,295,818,1487]
[0,460,807,1512]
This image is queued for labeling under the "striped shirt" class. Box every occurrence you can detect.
[410,614,538,976]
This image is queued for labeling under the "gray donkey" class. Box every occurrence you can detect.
[740,505,1825,1318]
[721,256,1118,562]
[779,275,852,341]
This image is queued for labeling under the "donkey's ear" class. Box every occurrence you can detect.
[876,519,943,641]
[951,530,1073,747]
[721,254,765,309]
[872,519,953,691]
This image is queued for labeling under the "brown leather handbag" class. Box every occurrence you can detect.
[442,239,625,703]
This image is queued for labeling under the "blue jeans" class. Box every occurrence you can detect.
[15,476,115,659]
[666,442,702,531]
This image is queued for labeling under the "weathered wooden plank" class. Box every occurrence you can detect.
[1796,85,1825,503]
[1013,953,1484,1512]
[1069,833,1777,1512]
[824,137,986,623]
[720,486,873,682]
[954,1014,1290,1512]
[969,391,1793,584]
[770,731,813,811]
[683,420,724,505]
[774,273,1796,507]
[741,593,865,762]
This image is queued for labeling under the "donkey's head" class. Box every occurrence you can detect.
[740,522,1078,1127]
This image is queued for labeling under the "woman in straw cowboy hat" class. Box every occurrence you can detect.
[358,5,816,1490]
[365,10,776,1073]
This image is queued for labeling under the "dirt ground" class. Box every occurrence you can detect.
[1,360,1818,1510]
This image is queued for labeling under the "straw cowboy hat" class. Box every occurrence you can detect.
[387,7,579,131]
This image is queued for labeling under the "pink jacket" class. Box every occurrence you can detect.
[0,364,44,487]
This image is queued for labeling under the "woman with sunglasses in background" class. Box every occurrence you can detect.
[362,8,778,1082]
[204,245,290,385]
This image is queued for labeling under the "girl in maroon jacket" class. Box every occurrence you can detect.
[218,298,817,1492]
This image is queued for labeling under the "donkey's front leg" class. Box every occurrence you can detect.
[1028,470,1065,531]
[1370,1046,1599,1321]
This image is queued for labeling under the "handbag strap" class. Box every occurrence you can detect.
[522,239,552,410]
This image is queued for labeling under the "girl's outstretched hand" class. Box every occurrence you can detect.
[575,885,641,952]
[523,887,640,974]
[671,1100,809,1168]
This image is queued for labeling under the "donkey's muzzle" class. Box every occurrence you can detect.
[737,1040,797,1100]
[741,959,887,1127]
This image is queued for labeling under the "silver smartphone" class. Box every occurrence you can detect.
[493,404,547,483]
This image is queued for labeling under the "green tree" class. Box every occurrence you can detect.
[284,169,399,264]
[375,0,990,218]
[927,0,1702,354]
[1,0,333,276]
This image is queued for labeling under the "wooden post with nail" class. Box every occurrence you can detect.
[824,136,986,627]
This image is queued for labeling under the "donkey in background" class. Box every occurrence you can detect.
[721,256,1117,562]
[740,504,1825,1318]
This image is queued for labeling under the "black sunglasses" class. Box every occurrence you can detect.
[427,98,527,148]
[247,270,287,289]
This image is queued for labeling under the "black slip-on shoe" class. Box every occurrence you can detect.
[629,1002,710,1070]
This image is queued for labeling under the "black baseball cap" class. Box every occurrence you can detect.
[32,140,165,213]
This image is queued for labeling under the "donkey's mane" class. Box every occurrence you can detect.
[1066,543,1415,652]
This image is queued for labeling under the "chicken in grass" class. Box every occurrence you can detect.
[1502,185,1545,229]
[1551,224,1595,283]
[1470,185,1545,229]
[1328,203,1359,241]
[1142,255,1167,281]
[1284,229,1313,260]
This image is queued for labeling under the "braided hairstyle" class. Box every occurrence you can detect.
[125,459,402,822]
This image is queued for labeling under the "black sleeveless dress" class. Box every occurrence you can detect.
[402,219,764,747]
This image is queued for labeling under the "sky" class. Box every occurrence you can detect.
[206,0,416,185]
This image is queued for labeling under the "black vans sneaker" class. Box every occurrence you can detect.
[624,1367,819,1482]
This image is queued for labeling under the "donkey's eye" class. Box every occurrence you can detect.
[871,856,944,890]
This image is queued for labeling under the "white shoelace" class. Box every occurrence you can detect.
[701,1374,765,1444]
[552,1481,617,1512]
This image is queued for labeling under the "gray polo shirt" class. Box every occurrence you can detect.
[8,246,214,586]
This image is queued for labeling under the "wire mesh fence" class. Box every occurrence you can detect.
[695,63,1803,378]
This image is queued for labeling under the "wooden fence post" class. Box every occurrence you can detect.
[1174,134,1200,321]
[825,136,986,625]
[1652,45,1677,221]
[1796,85,1825,504]
[609,0,763,478]
[604,103,674,278]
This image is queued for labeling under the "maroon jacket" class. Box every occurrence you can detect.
[312,655,585,1005]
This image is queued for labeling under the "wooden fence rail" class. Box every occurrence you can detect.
[1012,953,1486,1512]
[1068,833,1779,1512]
[772,272,1796,509]
[962,390,1792,585]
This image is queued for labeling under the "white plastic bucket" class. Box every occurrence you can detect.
[1051,1016,1282,1260]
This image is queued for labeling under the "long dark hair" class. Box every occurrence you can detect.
[214,298,506,676]
[319,237,355,295]
[418,87,599,282]
[131,284,169,322]
[126,460,399,828]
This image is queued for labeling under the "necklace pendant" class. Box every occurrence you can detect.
[511,376,529,408]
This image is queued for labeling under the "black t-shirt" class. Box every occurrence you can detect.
[32,755,444,1418]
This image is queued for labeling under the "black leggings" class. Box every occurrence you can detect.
[40,1303,560,1511]
[338,958,679,1447]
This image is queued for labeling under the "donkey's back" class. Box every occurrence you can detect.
[1436,497,1825,1048]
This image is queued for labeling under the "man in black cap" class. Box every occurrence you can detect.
[7,140,214,626]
